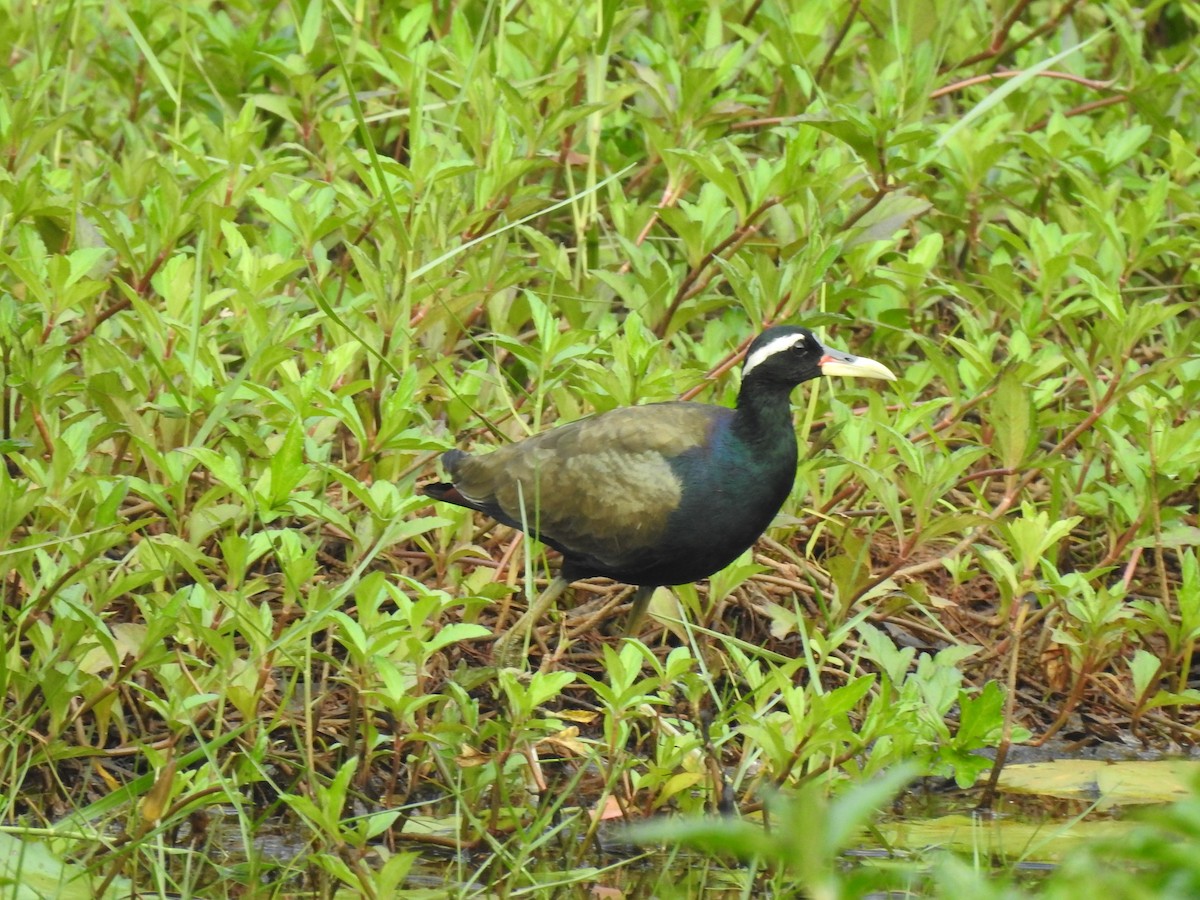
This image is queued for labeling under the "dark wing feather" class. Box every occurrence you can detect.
[442,402,726,570]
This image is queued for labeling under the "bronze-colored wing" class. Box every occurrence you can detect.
[447,402,726,569]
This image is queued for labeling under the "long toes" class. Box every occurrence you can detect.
[492,631,527,668]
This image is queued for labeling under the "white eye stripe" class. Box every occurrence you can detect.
[742,333,807,377]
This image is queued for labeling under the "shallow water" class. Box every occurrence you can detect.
[154,752,1200,896]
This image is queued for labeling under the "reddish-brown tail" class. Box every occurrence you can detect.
[420,481,473,509]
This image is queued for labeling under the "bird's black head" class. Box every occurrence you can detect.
[741,325,896,387]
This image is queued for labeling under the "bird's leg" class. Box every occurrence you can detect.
[493,575,570,667]
[623,585,658,636]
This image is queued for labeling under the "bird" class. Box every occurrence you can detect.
[421,325,896,664]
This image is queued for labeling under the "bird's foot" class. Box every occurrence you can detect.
[492,628,532,669]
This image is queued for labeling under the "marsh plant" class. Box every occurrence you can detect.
[0,0,1197,896]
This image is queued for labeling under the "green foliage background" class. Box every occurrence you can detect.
[1,0,1198,895]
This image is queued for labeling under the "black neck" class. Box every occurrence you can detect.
[733,378,800,451]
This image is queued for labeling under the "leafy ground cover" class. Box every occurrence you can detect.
[1,0,1198,895]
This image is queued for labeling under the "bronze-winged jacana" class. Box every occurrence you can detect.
[422,325,896,664]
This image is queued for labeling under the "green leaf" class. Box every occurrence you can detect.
[297,0,323,55]
[844,192,932,248]
[1129,649,1163,701]
[992,367,1034,470]
[0,832,132,899]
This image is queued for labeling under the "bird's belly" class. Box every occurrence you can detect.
[599,472,792,586]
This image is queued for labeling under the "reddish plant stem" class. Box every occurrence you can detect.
[815,0,862,87]
[944,0,1082,72]
[1029,94,1129,131]
[654,197,780,337]
[931,68,1118,100]
[978,597,1030,807]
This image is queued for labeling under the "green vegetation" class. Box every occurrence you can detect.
[1,0,1198,896]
